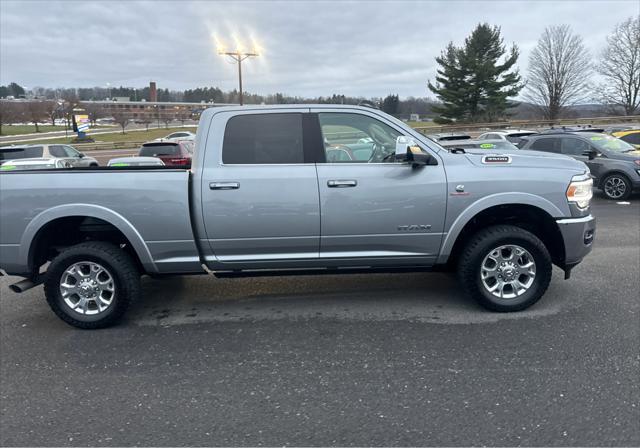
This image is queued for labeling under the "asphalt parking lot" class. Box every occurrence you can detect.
[0,193,638,446]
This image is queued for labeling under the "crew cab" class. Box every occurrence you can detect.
[0,105,596,328]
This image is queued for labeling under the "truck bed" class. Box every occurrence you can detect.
[0,169,203,275]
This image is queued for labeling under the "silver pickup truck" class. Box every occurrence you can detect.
[0,105,596,328]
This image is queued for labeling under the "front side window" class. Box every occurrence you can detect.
[48,145,67,157]
[318,113,402,163]
[222,113,304,164]
[560,138,590,156]
[63,146,80,157]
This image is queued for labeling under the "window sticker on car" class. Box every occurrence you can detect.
[111,163,129,167]
[590,136,604,141]
[482,155,512,164]
[0,165,16,170]
[480,143,496,149]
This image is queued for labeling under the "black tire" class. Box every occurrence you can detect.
[458,225,552,312]
[44,242,140,329]
[89,163,99,167]
[601,173,631,200]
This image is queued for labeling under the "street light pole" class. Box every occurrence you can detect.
[218,50,259,105]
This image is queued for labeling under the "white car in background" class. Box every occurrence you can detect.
[0,158,72,171]
[477,129,538,147]
[0,144,99,167]
[156,131,196,142]
[107,156,165,167]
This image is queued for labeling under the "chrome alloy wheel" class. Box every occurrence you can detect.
[480,245,536,299]
[59,261,115,315]
[604,176,627,199]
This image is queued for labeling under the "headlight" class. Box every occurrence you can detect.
[566,177,593,209]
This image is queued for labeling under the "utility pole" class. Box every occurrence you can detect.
[218,50,259,105]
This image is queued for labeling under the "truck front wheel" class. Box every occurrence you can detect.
[43,242,140,329]
[458,225,552,312]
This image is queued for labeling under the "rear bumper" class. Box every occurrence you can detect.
[556,215,596,268]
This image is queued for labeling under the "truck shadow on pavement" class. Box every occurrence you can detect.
[127,270,571,327]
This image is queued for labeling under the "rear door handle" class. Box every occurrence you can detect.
[209,182,240,190]
[327,180,357,188]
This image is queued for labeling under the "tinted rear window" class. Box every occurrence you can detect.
[139,144,179,156]
[222,113,304,164]
[529,138,560,153]
[0,146,44,161]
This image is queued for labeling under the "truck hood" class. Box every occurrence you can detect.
[463,149,587,172]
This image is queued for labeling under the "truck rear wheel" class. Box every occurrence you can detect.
[458,225,552,312]
[43,242,140,329]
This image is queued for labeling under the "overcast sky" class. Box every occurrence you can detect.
[1,0,638,98]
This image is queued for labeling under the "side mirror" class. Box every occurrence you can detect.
[395,135,437,166]
[406,148,437,167]
[582,149,599,160]
[78,152,85,158]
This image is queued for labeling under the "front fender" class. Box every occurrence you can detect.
[20,203,157,273]
[437,192,566,264]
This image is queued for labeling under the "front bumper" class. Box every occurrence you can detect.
[556,215,596,274]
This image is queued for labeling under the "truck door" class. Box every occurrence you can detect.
[200,111,321,266]
[311,109,447,266]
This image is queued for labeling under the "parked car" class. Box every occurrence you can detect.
[107,156,165,167]
[1,158,72,171]
[477,129,538,147]
[0,105,596,328]
[439,139,520,152]
[612,129,640,149]
[0,144,99,167]
[520,132,640,200]
[138,141,193,167]
[157,131,196,141]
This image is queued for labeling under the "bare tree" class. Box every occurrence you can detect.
[84,102,106,126]
[0,100,22,135]
[161,113,174,129]
[596,16,640,115]
[43,100,58,126]
[139,116,153,131]
[25,101,48,132]
[111,111,130,134]
[524,25,592,120]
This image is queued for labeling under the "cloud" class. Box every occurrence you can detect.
[0,0,636,98]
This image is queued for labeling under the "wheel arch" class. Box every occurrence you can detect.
[439,195,566,268]
[597,170,631,189]
[20,204,157,276]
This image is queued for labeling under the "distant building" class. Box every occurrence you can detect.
[80,99,236,121]
[410,113,421,122]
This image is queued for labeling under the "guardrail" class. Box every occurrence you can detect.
[412,115,640,135]
[74,141,146,151]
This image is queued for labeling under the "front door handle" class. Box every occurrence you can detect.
[327,180,357,188]
[209,182,240,190]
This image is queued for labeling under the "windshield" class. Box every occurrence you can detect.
[587,135,636,153]
[139,144,179,156]
[0,146,44,161]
